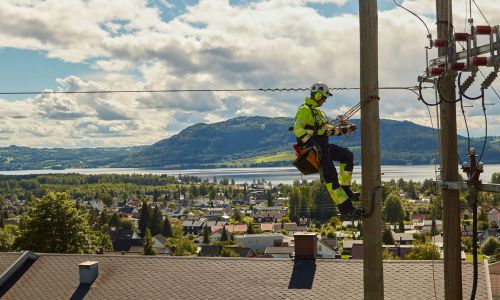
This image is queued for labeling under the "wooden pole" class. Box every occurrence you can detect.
[435,0,462,299]
[359,0,383,299]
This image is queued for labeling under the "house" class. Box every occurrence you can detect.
[234,233,285,251]
[0,239,492,299]
[317,238,338,259]
[151,235,172,256]
[489,261,500,300]
[182,219,206,235]
[260,223,274,232]
[341,239,363,254]
[272,223,307,234]
[211,224,248,234]
[198,245,257,258]
[487,208,499,224]
[264,246,294,258]
[391,232,414,245]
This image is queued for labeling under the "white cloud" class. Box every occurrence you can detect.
[0,0,499,148]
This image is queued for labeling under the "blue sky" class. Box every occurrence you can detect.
[0,0,499,148]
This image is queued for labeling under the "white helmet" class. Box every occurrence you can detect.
[310,82,332,99]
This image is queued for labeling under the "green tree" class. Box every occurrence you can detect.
[247,222,255,234]
[462,236,473,252]
[108,213,121,228]
[202,224,210,244]
[481,237,500,256]
[0,213,4,228]
[150,205,163,236]
[232,207,243,223]
[406,242,440,260]
[138,200,152,238]
[220,225,228,242]
[221,247,239,257]
[0,225,18,251]
[382,227,395,245]
[383,192,405,226]
[13,191,98,253]
[143,227,156,255]
[162,217,173,237]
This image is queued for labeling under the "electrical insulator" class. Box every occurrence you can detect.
[433,39,447,48]
[469,148,476,155]
[462,162,470,169]
[451,62,465,71]
[475,26,492,35]
[477,162,484,172]
[472,56,488,66]
[430,67,445,76]
[454,32,468,41]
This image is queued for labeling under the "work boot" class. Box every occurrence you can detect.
[337,198,365,220]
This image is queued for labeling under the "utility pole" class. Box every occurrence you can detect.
[359,0,383,299]
[435,0,462,299]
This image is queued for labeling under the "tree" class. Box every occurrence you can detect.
[0,225,18,251]
[247,222,255,234]
[221,247,239,257]
[232,207,243,223]
[220,225,228,242]
[150,205,163,236]
[406,242,440,260]
[202,224,210,244]
[108,213,121,228]
[383,192,405,226]
[0,212,4,228]
[382,227,395,245]
[138,200,152,238]
[143,228,156,255]
[13,191,98,253]
[162,217,173,237]
[267,191,274,207]
[431,215,438,236]
[481,237,500,256]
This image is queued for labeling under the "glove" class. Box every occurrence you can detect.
[348,124,357,132]
[338,125,349,135]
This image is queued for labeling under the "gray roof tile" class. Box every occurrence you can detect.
[0,253,491,300]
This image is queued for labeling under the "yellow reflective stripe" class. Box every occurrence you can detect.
[326,183,349,205]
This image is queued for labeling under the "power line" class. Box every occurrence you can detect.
[0,86,428,96]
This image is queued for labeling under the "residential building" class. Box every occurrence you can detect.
[317,238,338,259]
[234,233,285,251]
[264,247,294,258]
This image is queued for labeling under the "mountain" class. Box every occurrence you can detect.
[1,116,498,170]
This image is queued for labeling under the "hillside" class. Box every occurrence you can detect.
[0,116,498,170]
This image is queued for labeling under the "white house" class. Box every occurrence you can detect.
[317,238,338,259]
[234,234,285,251]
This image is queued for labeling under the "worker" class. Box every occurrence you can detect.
[292,82,364,219]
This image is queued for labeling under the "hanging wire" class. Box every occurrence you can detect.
[471,0,490,26]
[0,85,432,96]
[393,0,432,36]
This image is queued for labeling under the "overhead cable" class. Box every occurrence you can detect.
[0,86,429,96]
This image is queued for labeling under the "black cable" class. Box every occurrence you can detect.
[477,91,488,163]
[419,77,441,106]
[459,95,471,151]
[471,187,478,300]
[436,75,462,103]
[393,0,432,37]
[471,0,490,26]
[0,86,428,96]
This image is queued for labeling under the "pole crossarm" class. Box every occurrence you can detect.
[430,43,496,67]
[438,181,500,192]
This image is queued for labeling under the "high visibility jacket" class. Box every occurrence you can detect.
[293,97,335,143]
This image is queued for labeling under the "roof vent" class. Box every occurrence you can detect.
[79,261,99,284]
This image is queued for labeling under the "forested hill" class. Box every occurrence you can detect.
[1,116,499,170]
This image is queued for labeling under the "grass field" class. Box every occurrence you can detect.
[465,254,485,262]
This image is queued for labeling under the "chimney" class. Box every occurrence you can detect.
[294,232,317,260]
[79,261,99,284]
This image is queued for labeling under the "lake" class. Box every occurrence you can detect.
[0,165,498,185]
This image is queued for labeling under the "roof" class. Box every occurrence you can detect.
[392,232,414,242]
[112,239,144,252]
[342,239,363,249]
[273,222,298,232]
[265,247,295,254]
[0,253,491,299]
[318,238,338,251]
[211,224,248,233]
[0,252,23,276]
[260,223,274,231]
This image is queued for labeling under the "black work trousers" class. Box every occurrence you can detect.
[314,135,354,189]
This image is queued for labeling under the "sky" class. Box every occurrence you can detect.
[0,0,499,148]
